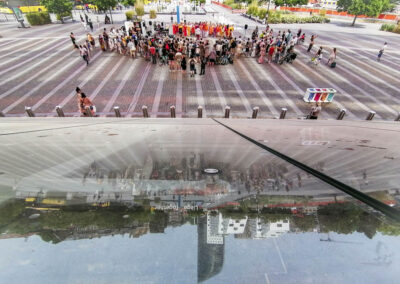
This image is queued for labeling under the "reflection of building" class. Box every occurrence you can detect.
[237,218,290,239]
[206,213,224,245]
[198,215,224,283]
[206,213,248,244]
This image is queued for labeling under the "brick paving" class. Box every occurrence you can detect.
[1,6,400,120]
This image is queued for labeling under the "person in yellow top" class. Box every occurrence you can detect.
[228,26,234,38]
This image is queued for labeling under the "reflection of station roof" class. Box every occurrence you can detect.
[0,118,398,215]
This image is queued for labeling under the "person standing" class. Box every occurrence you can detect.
[103,29,109,50]
[312,46,323,66]
[309,103,322,119]
[175,50,182,70]
[258,42,266,64]
[307,34,317,52]
[285,29,292,45]
[150,44,157,64]
[181,56,187,73]
[79,93,95,116]
[267,45,275,63]
[189,59,196,77]
[200,56,206,75]
[70,32,76,47]
[327,47,337,66]
[88,19,94,32]
[377,42,387,62]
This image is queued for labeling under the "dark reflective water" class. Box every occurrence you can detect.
[0,119,399,283]
[1,196,399,283]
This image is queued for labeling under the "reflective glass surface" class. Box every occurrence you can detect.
[0,118,399,283]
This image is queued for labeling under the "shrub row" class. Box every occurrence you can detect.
[223,0,244,9]
[56,11,72,22]
[246,9,329,24]
[268,15,330,24]
[380,23,400,34]
[26,11,51,26]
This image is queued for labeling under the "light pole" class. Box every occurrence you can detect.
[266,0,272,24]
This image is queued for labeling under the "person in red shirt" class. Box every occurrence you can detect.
[267,45,275,63]
[150,45,156,64]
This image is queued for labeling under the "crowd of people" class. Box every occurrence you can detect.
[69,18,391,118]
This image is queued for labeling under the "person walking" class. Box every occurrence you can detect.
[377,42,387,62]
[312,46,323,66]
[80,45,89,65]
[307,34,318,52]
[88,33,95,49]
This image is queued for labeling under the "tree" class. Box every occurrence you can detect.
[122,0,136,7]
[337,0,392,26]
[135,0,144,17]
[40,0,73,23]
[94,0,118,23]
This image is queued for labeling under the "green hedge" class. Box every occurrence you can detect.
[246,6,258,16]
[26,12,51,26]
[381,23,400,34]
[56,11,72,22]
[258,8,267,19]
[245,9,329,24]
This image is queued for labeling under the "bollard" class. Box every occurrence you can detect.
[198,106,203,118]
[0,111,4,117]
[337,109,346,120]
[395,112,400,121]
[85,106,93,117]
[279,108,287,119]
[366,111,375,121]
[142,105,149,118]
[114,106,121,117]
[170,105,176,118]
[224,106,230,118]
[252,107,259,119]
[25,107,35,117]
[56,106,65,117]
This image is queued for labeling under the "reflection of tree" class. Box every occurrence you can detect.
[292,215,316,232]
[0,200,171,243]
[1,200,399,244]
[318,203,381,239]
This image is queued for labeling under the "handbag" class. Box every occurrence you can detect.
[330,62,336,68]
[311,57,315,62]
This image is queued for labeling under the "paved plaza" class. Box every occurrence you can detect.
[1,4,400,120]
